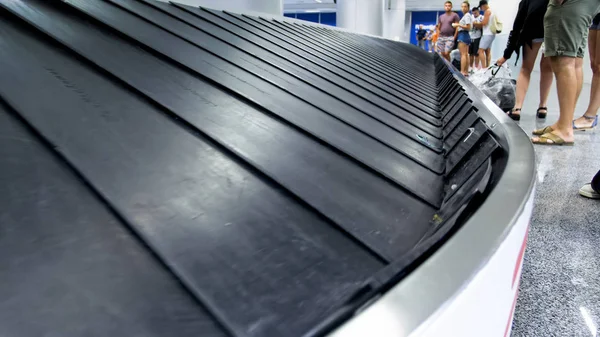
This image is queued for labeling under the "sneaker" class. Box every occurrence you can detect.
[579,183,600,199]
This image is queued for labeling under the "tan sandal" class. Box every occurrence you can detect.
[531,132,574,146]
[532,126,554,136]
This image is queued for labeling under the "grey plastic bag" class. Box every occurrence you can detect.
[471,65,516,112]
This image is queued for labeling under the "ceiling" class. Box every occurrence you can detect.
[284,0,335,4]
[283,0,336,12]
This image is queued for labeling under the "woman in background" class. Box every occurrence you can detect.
[496,0,551,121]
[430,29,439,54]
[454,1,473,77]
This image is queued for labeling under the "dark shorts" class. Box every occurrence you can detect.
[591,13,600,30]
[544,0,600,58]
[592,169,600,193]
[469,38,481,55]
[457,31,471,45]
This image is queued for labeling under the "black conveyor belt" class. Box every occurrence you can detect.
[0,1,501,336]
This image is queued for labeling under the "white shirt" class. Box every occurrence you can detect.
[470,15,483,39]
[483,10,495,36]
[459,13,473,32]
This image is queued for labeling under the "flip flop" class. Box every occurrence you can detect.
[573,115,598,131]
[532,126,554,136]
[531,132,574,146]
[536,107,548,119]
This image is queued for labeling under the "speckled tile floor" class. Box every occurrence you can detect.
[509,70,600,336]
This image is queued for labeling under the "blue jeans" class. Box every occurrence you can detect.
[457,31,471,45]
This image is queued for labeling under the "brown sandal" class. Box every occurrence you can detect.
[532,126,554,136]
[531,132,574,146]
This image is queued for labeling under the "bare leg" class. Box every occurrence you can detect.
[539,55,553,111]
[479,48,487,68]
[460,42,469,75]
[486,49,492,67]
[533,56,577,143]
[512,42,543,116]
[576,57,584,100]
[574,30,600,128]
[474,52,481,69]
[442,51,451,61]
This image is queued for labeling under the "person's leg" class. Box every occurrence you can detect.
[486,48,493,67]
[479,49,487,68]
[592,169,600,194]
[472,38,481,69]
[439,37,451,60]
[478,35,491,68]
[460,42,469,75]
[533,57,578,143]
[469,42,475,69]
[574,29,600,128]
[546,56,577,142]
[576,57,585,100]
[532,0,596,144]
[512,42,543,116]
[537,55,554,117]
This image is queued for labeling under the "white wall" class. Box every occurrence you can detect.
[158,0,283,15]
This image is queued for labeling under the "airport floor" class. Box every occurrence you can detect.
[508,70,600,336]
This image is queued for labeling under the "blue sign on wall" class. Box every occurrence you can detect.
[284,12,337,26]
[320,12,336,26]
[410,11,438,51]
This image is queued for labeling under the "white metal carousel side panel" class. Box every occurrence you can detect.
[410,192,534,337]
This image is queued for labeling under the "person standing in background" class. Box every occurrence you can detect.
[469,7,483,71]
[430,28,439,53]
[417,24,428,50]
[437,1,461,61]
[426,29,434,52]
[474,0,495,68]
[532,0,600,145]
[572,13,600,131]
[454,1,473,76]
[496,0,552,122]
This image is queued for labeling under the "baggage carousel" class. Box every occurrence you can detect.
[0,1,536,336]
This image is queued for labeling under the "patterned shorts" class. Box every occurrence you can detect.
[436,36,455,53]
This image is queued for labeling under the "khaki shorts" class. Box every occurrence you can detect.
[544,0,600,58]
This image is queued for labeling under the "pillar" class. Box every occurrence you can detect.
[337,0,385,36]
[383,0,407,41]
[158,0,283,16]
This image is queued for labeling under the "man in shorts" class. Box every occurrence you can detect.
[437,1,460,61]
[532,0,600,146]
[573,13,600,130]
[469,6,483,70]
[474,0,495,68]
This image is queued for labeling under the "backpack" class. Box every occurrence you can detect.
[490,11,503,34]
